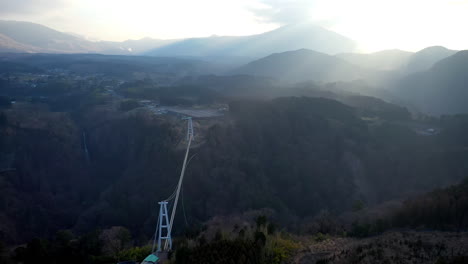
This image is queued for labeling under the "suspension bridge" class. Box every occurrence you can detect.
[142,117,195,264]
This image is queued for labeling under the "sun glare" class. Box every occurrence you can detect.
[316,0,468,52]
[2,0,468,51]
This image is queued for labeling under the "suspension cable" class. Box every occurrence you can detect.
[164,188,177,202]
[181,186,188,227]
[164,131,193,250]
[163,155,198,202]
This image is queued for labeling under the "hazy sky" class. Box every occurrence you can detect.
[1,0,468,52]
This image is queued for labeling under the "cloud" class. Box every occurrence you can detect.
[249,0,316,24]
[0,0,66,16]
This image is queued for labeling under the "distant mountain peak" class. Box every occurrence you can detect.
[396,50,468,115]
[233,48,364,83]
[145,23,357,59]
[418,46,451,52]
[404,45,457,73]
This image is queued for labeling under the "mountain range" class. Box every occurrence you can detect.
[2,20,468,116]
[0,20,176,55]
[0,20,459,78]
[230,47,468,116]
[337,46,458,73]
[233,49,367,83]
[394,50,468,115]
[0,20,357,59]
[144,23,357,59]
[231,46,460,84]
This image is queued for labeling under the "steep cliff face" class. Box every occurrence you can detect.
[0,105,183,243]
[74,109,182,235]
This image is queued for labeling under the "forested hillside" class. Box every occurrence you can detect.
[2,92,468,246]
